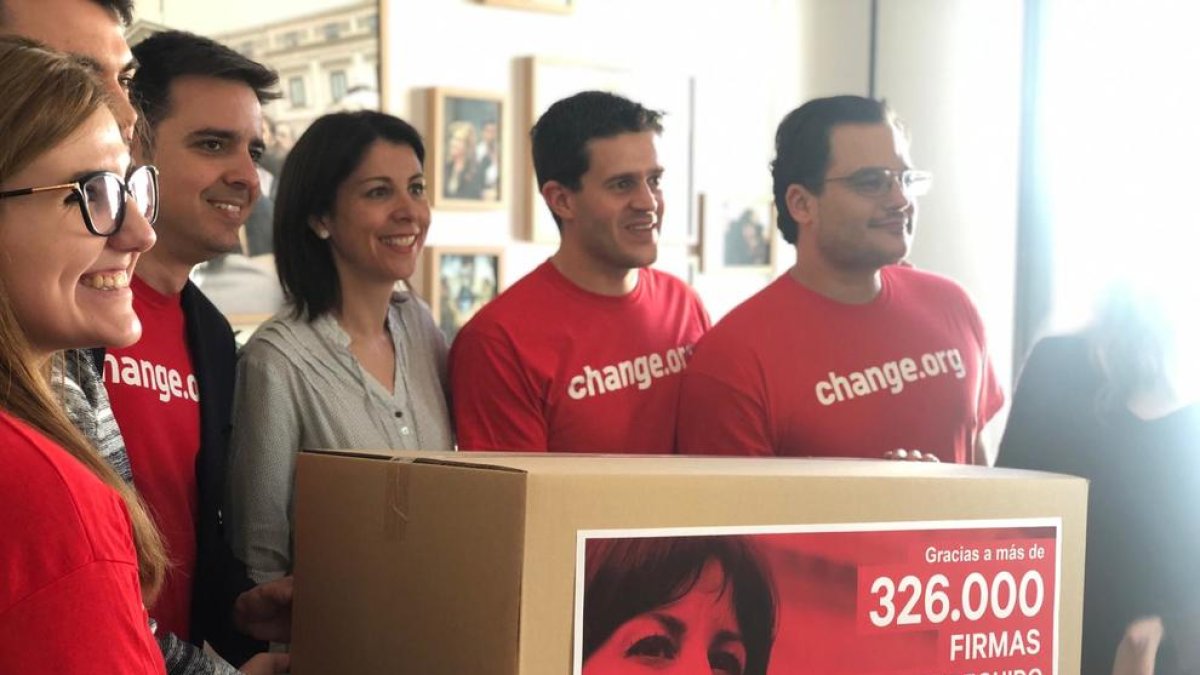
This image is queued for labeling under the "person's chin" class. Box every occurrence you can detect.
[96,316,143,349]
[622,243,658,269]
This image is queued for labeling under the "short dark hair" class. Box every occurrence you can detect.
[583,536,776,675]
[771,95,901,244]
[0,0,133,28]
[273,110,426,321]
[130,30,278,143]
[530,90,663,227]
[93,0,133,24]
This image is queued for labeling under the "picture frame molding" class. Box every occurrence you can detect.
[478,0,573,14]
[698,191,779,276]
[426,86,509,211]
[419,245,507,339]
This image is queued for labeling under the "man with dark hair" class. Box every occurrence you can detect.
[677,95,1003,464]
[99,28,287,672]
[0,0,137,142]
[449,90,710,453]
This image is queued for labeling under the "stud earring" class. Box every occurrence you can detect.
[316,228,331,240]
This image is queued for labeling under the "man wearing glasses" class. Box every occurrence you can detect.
[676,95,1003,464]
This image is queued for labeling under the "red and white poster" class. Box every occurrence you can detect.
[574,519,1060,675]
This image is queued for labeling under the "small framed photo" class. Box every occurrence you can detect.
[477,0,573,13]
[427,88,506,210]
[421,246,505,342]
[700,193,777,274]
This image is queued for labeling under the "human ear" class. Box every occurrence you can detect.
[541,181,574,223]
[308,215,331,240]
[785,184,817,230]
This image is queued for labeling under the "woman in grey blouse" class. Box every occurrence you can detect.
[226,111,454,585]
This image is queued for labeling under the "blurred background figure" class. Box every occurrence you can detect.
[998,274,1200,675]
[443,120,484,200]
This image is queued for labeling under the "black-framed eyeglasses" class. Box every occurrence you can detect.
[823,167,933,198]
[0,165,159,237]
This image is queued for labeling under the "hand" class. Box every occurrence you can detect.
[1110,616,1162,675]
[234,576,293,643]
[883,448,940,462]
[240,652,290,675]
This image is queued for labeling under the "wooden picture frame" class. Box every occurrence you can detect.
[478,0,573,14]
[699,192,777,275]
[427,87,507,210]
[421,246,505,342]
[521,56,694,244]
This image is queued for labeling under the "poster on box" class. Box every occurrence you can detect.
[575,519,1060,675]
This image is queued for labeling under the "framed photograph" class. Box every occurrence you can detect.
[477,0,573,13]
[522,56,693,244]
[427,88,507,210]
[421,246,505,342]
[699,192,777,275]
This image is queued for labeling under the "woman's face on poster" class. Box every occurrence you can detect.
[584,561,747,675]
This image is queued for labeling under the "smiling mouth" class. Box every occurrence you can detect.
[871,219,909,232]
[210,200,244,216]
[626,219,659,233]
[80,270,130,291]
[380,234,418,247]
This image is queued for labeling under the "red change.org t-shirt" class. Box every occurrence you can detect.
[105,274,201,639]
[0,411,164,673]
[450,262,711,453]
[677,266,1004,462]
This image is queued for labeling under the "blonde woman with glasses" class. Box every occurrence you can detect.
[0,37,165,672]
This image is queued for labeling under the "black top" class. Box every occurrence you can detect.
[998,335,1200,674]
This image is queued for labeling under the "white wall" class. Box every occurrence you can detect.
[381,0,801,318]
[875,0,1024,445]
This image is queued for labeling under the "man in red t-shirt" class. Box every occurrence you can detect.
[101,30,289,668]
[676,96,1003,464]
[450,91,710,453]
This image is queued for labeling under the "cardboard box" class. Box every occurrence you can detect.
[290,451,1086,675]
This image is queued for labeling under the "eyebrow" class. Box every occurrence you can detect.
[188,128,267,151]
[710,629,745,649]
[358,173,426,184]
[604,167,664,184]
[69,53,104,77]
[648,613,686,640]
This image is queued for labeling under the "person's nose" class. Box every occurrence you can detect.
[883,175,915,211]
[631,179,659,215]
[225,152,262,201]
[109,202,156,254]
[391,190,428,228]
[108,85,138,146]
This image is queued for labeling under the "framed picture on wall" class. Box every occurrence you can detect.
[521,56,693,245]
[427,88,507,210]
[421,246,505,342]
[699,192,777,275]
[477,0,573,13]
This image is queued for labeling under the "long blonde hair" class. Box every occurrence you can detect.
[0,36,166,600]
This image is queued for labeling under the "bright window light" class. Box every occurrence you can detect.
[1037,0,1200,380]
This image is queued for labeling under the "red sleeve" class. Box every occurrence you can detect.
[449,327,549,452]
[675,369,774,456]
[0,562,165,674]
